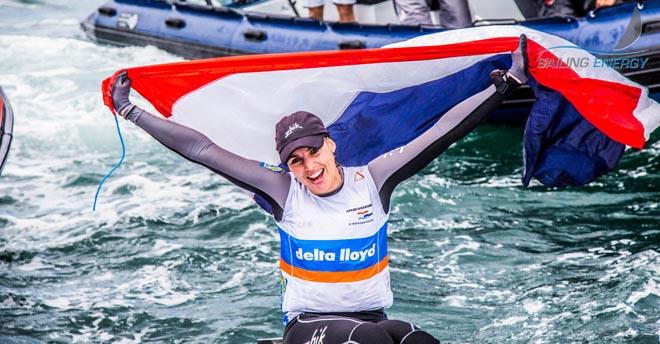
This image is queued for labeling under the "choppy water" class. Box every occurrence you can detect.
[0,1,658,343]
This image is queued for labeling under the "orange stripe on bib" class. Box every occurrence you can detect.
[280,256,389,283]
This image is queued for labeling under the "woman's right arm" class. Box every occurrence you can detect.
[112,73,290,221]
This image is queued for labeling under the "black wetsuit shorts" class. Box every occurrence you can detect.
[283,309,439,344]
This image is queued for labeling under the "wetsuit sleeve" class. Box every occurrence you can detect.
[125,108,291,221]
[368,62,527,213]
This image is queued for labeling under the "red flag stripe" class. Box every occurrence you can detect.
[102,35,648,148]
[102,37,520,117]
[526,40,645,148]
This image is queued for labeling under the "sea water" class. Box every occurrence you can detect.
[0,0,658,343]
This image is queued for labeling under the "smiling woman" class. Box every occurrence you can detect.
[0,85,14,176]
[107,39,528,341]
[2,0,659,342]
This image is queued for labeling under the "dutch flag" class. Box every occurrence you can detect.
[102,26,659,187]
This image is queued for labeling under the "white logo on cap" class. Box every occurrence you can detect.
[284,122,303,139]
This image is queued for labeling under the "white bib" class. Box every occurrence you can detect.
[276,166,393,323]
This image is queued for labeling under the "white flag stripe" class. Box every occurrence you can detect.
[171,53,500,163]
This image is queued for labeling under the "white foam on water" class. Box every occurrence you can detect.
[149,239,184,257]
[240,222,278,254]
[600,302,634,315]
[96,332,114,342]
[43,284,134,311]
[0,0,39,9]
[443,294,467,308]
[598,249,659,282]
[614,328,638,338]
[523,299,545,314]
[611,239,636,246]
[5,18,81,30]
[2,212,100,252]
[481,315,527,330]
[555,251,599,263]
[93,271,115,282]
[423,217,476,230]
[524,285,553,296]
[472,289,518,304]
[519,263,543,272]
[218,271,247,291]
[389,247,414,258]
[419,174,453,188]
[628,202,658,212]
[39,261,197,312]
[390,267,433,279]
[113,327,154,344]
[430,191,457,205]
[69,312,116,344]
[15,256,52,272]
[117,265,198,307]
[437,235,480,262]
[627,279,659,305]
[101,172,252,224]
[0,33,195,259]
[43,297,72,310]
[0,35,180,162]
[587,246,615,254]
[479,175,521,187]
[626,166,648,178]
[427,235,492,294]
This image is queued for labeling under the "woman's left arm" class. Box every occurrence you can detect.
[368,44,528,213]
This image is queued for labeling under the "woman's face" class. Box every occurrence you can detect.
[287,137,342,195]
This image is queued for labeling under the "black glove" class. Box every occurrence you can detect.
[112,71,134,117]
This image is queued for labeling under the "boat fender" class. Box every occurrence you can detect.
[338,39,366,49]
[165,18,186,29]
[98,6,117,17]
[244,29,267,41]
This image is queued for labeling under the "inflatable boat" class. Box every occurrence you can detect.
[81,0,444,58]
[81,1,659,57]
[81,0,660,124]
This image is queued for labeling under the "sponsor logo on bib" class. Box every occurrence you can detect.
[346,204,374,225]
[295,244,376,262]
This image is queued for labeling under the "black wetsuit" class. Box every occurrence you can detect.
[283,309,439,344]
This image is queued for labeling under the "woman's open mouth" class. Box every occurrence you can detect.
[306,168,325,185]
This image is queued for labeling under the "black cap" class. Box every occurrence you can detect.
[275,111,328,164]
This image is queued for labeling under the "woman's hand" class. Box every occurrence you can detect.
[111,71,134,118]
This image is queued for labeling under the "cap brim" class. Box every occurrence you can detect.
[280,135,325,164]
